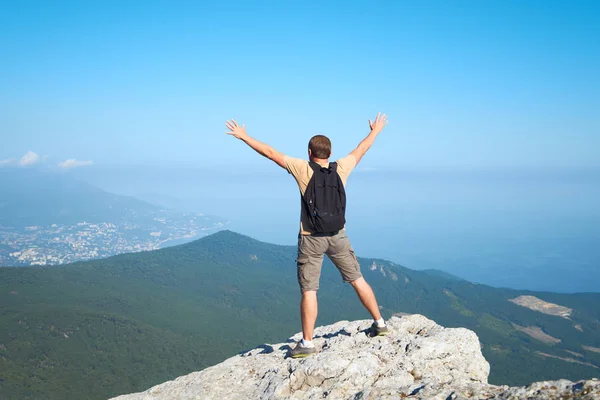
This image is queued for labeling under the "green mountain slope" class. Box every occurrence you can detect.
[1,230,598,399]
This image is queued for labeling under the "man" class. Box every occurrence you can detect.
[225,113,389,358]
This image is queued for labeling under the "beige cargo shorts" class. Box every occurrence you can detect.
[296,230,362,292]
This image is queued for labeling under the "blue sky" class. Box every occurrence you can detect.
[1,0,599,169]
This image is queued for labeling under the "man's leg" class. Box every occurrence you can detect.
[290,288,320,357]
[349,277,382,320]
[327,231,386,324]
[297,234,327,342]
[290,235,326,358]
[301,290,318,341]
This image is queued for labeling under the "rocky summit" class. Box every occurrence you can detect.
[111,315,599,400]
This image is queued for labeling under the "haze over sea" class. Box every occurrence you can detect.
[72,164,600,294]
[3,2,599,293]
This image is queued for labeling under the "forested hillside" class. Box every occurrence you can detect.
[1,231,598,399]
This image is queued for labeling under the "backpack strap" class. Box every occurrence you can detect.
[309,161,337,174]
[308,161,321,173]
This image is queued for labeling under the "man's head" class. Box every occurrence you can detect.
[308,135,331,160]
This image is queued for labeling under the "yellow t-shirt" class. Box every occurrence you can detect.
[284,154,356,235]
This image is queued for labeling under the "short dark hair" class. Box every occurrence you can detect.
[308,135,331,159]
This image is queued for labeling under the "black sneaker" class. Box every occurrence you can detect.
[289,342,317,358]
[371,322,390,336]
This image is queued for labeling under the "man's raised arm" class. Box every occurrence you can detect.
[350,113,388,166]
[225,119,286,169]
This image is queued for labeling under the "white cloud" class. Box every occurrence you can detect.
[58,159,93,169]
[0,158,15,165]
[18,151,41,166]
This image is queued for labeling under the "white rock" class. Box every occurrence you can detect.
[110,314,599,400]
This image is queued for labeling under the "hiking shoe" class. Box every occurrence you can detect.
[371,322,390,336]
[289,342,317,358]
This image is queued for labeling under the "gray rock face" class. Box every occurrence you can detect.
[110,315,599,400]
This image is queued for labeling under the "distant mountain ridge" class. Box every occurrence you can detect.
[0,230,599,399]
[420,268,465,281]
[0,168,161,227]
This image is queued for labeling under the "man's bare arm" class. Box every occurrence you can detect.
[225,119,286,169]
[350,113,388,166]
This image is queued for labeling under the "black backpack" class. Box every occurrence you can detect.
[301,162,346,233]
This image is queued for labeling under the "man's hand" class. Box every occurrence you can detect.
[225,119,248,139]
[368,112,388,134]
[350,112,388,166]
[224,118,287,169]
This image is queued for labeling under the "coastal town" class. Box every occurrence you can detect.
[0,213,225,266]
